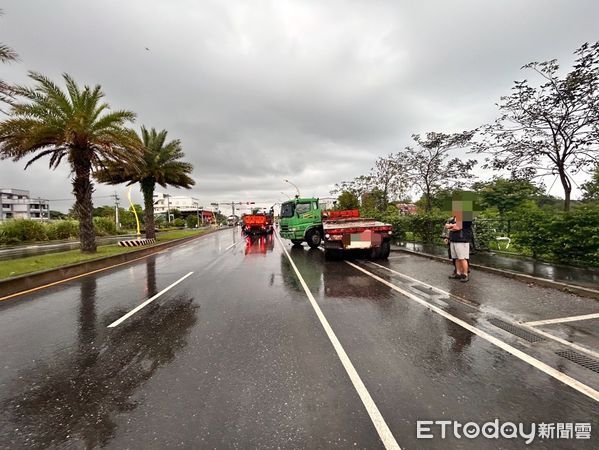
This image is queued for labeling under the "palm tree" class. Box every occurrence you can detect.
[96,126,195,239]
[0,9,19,111]
[0,72,139,252]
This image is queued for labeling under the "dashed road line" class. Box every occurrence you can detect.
[108,272,194,328]
[524,313,599,327]
[225,240,243,251]
[276,234,401,450]
[0,231,220,302]
[346,260,599,403]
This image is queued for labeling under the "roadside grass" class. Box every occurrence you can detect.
[0,229,209,280]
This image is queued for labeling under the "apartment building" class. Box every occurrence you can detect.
[0,189,49,221]
[152,192,214,223]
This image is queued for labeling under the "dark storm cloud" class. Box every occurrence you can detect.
[1,0,598,209]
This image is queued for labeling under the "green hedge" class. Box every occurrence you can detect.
[46,220,79,240]
[93,217,117,236]
[0,219,48,244]
[0,218,120,245]
[514,207,599,265]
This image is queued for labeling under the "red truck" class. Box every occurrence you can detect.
[241,213,273,235]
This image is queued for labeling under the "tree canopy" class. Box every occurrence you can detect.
[474,42,599,211]
[405,131,476,212]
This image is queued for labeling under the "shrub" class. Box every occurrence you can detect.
[46,220,79,240]
[406,212,447,244]
[513,206,599,265]
[173,218,186,228]
[93,217,117,236]
[0,219,47,244]
[186,215,199,228]
[550,207,599,265]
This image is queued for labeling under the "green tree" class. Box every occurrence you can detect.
[336,191,360,210]
[473,177,544,217]
[170,208,182,220]
[332,153,408,208]
[0,73,139,252]
[186,215,198,228]
[95,127,194,239]
[405,131,476,212]
[49,210,67,220]
[581,165,599,202]
[360,188,387,215]
[93,205,115,218]
[474,42,599,211]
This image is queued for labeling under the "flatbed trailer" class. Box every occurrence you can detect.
[322,209,392,260]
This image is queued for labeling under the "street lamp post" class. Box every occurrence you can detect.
[283,179,301,198]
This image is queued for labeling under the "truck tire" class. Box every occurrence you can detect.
[291,239,303,247]
[305,229,322,248]
[368,246,381,260]
[379,240,391,259]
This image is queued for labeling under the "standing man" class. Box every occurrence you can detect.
[445,200,473,282]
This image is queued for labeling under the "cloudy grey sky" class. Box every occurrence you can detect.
[1,0,598,212]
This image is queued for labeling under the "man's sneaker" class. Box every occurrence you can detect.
[460,275,469,283]
[448,273,461,279]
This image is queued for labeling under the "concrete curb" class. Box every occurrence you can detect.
[0,229,224,301]
[391,247,599,301]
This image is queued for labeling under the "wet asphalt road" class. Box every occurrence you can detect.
[0,228,598,449]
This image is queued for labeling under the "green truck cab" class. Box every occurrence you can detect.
[278,197,324,248]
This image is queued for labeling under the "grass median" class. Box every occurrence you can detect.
[0,228,210,280]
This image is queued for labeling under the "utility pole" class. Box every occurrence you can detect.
[196,201,200,227]
[165,194,171,223]
[111,192,120,229]
[37,197,43,221]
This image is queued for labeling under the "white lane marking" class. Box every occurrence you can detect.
[275,234,401,450]
[524,312,599,327]
[517,323,599,359]
[346,261,599,403]
[367,261,599,357]
[225,240,243,251]
[367,261,478,310]
[107,272,194,328]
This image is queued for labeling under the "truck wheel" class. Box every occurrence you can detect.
[368,246,381,260]
[379,240,391,259]
[291,239,303,247]
[306,229,322,248]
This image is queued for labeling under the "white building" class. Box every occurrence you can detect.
[153,193,201,214]
[318,197,337,210]
[0,189,49,221]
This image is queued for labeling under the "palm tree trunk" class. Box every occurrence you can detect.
[141,178,156,239]
[73,151,97,253]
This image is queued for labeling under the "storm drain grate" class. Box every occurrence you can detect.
[556,350,599,374]
[488,318,545,343]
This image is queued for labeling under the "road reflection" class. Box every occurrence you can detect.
[2,268,198,448]
[280,245,324,294]
[244,234,274,255]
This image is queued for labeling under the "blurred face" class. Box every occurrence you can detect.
[451,197,476,221]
